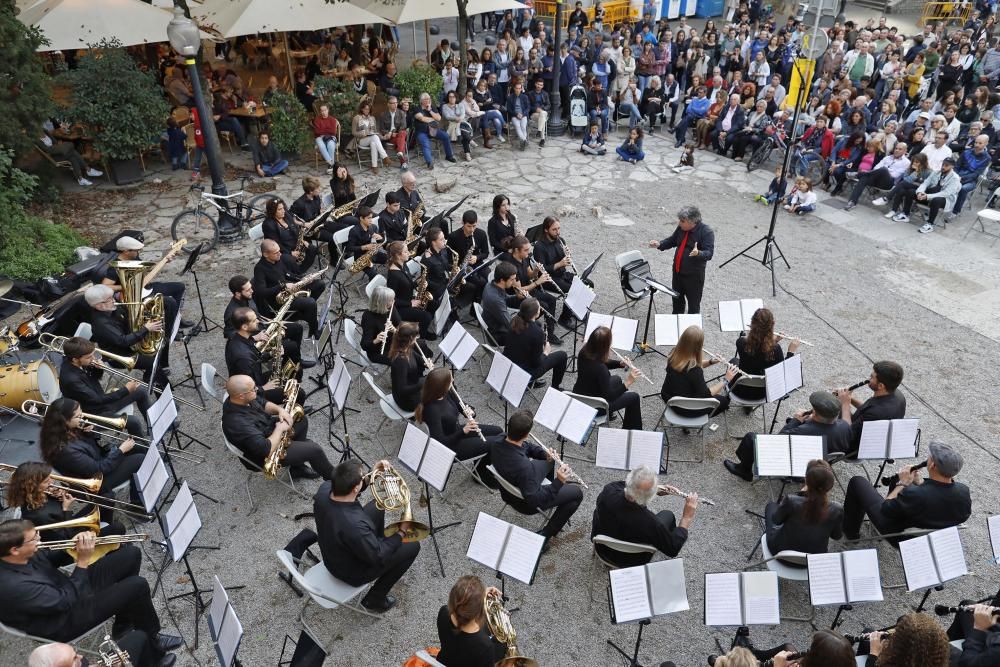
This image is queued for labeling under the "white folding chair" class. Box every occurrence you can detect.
[589,535,658,604]
[611,250,651,315]
[746,534,814,623]
[73,322,93,340]
[965,188,1000,245]
[343,319,386,380]
[724,374,768,438]
[472,302,503,349]
[365,273,387,300]
[333,226,366,297]
[248,223,265,241]
[486,464,553,530]
[362,371,414,456]
[222,427,306,511]
[655,397,720,464]
[200,362,227,404]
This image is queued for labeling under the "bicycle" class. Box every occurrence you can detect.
[745,120,789,173]
[170,176,286,252]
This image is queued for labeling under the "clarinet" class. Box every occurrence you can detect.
[529,256,566,298]
[451,384,486,442]
[801,379,869,417]
[880,459,928,488]
[845,628,896,644]
[762,651,807,666]
[935,602,1000,616]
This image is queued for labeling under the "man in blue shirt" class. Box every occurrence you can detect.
[949,134,992,219]
[673,85,711,148]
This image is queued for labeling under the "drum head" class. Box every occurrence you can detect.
[37,359,60,403]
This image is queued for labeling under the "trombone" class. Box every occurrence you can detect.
[38,333,205,410]
[0,463,155,521]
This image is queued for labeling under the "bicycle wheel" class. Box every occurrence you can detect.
[746,141,773,172]
[247,193,284,226]
[171,209,218,252]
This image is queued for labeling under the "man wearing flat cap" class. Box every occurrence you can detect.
[723,390,852,481]
[101,235,192,333]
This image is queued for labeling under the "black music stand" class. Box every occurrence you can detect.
[179,242,221,334]
[172,328,206,408]
[635,278,677,360]
[325,252,353,344]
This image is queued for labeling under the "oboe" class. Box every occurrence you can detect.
[880,458,928,487]
[451,384,486,442]
[845,628,895,644]
[379,304,396,355]
[528,433,588,488]
[658,484,716,506]
[528,257,566,298]
[611,348,654,385]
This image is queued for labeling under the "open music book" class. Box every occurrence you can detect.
[857,419,919,460]
[566,276,596,320]
[397,423,456,492]
[764,355,803,402]
[327,354,351,412]
[485,351,533,407]
[149,383,178,447]
[162,481,201,562]
[899,526,968,592]
[719,298,764,332]
[595,427,664,472]
[704,571,780,626]
[807,550,884,606]
[134,444,169,514]
[584,312,639,351]
[208,576,229,643]
[989,516,1000,564]
[654,314,704,346]
[466,512,546,585]
[535,387,599,445]
[439,323,479,371]
[433,292,451,338]
[753,434,824,478]
[610,559,690,624]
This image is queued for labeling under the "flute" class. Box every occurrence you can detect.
[658,484,716,506]
[528,433,588,488]
[703,349,749,378]
[775,331,815,347]
[379,304,396,355]
[611,349,654,385]
[451,384,486,442]
[414,340,435,371]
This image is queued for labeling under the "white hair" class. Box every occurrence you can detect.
[624,466,657,506]
[84,284,114,307]
[29,643,74,667]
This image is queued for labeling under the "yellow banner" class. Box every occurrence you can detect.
[784,58,816,111]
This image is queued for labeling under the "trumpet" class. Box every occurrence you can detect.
[451,383,485,442]
[657,484,716,506]
[775,331,815,347]
[528,433,588,488]
[611,349,654,385]
[96,634,132,666]
[0,463,154,520]
[363,462,430,542]
[485,588,538,667]
[380,304,396,355]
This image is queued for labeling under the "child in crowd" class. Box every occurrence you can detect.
[756,166,787,204]
[784,178,816,215]
[679,143,695,167]
[164,117,187,171]
[616,127,645,163]
[581,122,607,155]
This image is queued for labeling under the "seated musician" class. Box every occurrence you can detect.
[225,307,294,405]
[388,323,427,412]
[101,235,189,331]
[223,275,302,363]
[39,397,144,510]
[503,298,567,390]
[487,194,518,251]
[490,410,583,547]
[252,239,324,338]
[446,210,490,310]
[497,235,560,345]
[730,308,800,401]
[328,165,361,262]
[221,375,332,480]
[842,440,972,540]
[384,241,435,340]
[85,285,167,386]
[480,262,520,346]
[660,325,733,418]
[573,326,644,429]
[289,176,338,262]
[838,360,906,454]
[360,286,401,366]
[946,600,1000,666]
[435,575,506,667]
[313,459,420,613]
[378,191,409,243]
[0,519,181,662]
[591,465,697,568]
[395,170,424,220]
[30,632,156,667]
[861,613,952,667]
[764,459,844,564]
[415,368,499,482]
[724,391,851,481]
[58,336,152,438]
[346,206,385,280]
[420,228,451,314]
[262,197,317,271]
[763,630,855,667]
[532,216,583,326]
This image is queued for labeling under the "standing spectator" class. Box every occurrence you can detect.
[559,44,579,120]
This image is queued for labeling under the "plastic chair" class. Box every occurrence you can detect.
[724,374,768,438]
[472,302,503,349]
[486,464,553,530]
[0,618,110,659]
[965,188,1000,246]
[332,225,366,297]
[562,390,609,455]
[589,534,658,604]
[362,371,414,456]
[611,250,651,316]
[248,223,265,241]
[415,649,447,667]
[365,273,387,301]
[655,397,720,464]
[343,320,386,381]
[747,534,814,623]
[222,428,306,511]
[200,362,227,405]
[73,322,93,340]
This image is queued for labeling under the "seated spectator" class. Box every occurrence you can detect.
[640,75,668,133]
[696,90,727,149]
[473,77,505,145]
[673,85,710,148]
[353,99,389,174]
[37,122,102,186]
[461,89,488,148]
[784,178,817,215]
[313,103,340,173]
[294,68,316,111]
[166,68,193,107]
[947,134,992,219]
[914,157,963,233]
[824,132,865,193]
[883,152,932,221]
[378,95,409,170]
[711,92,746,156]
[844,142,910,210]
[252,130,288,177]
[581,122,607,155]
[755,166,787,205]
[261,75,281,105]
[442,90,473,162]
[212,88,249,150]
[616,127,645,163]
[795,115,834,175]
[831,138,883,197]
[378,62,400,99]
[505,78,532,150]
[412,93,457,170]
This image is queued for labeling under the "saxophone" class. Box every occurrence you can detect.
[350,242,384,274]
[263,379,304,479]
[447,246,465,296]
[112,261,163,355]
[409,201,425,235]
[415,264,433,308]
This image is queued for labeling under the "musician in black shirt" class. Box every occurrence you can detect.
[532,216,583,326]
[252,240,323,337]
[221,375,332,480]
[289,176,338,262]
[591,465,697,568]
[85,285,167,384]
[262,197,317,271]
[360,285,400,366]
[101,235,186,332]
[346,206,385,280]
[225,307,292,405]
[842,440,972,540]
[388,323,427,412]
[223,275,302,363]
[503,299,567,390]
[487,194,518,251]
[384,241,435,340]
[573,326,643,429]
[647,205,715,314]
[446,210,491,308]
[660,325,733,418]
[480,263,520,346]
[731,308,800,401]
[497,235,559,345]
[837,360,907,453]
[395,170,424,217]
[420,227,451,315]
[764,460,844,562]
[436,575,506,667]
[313,459,420,613]
[378,191,409,242]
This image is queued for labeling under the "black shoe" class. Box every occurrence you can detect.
[530,378,547,389]
[558,313,577,328]
[179,318,195,329]
[153,633,183,653]
[157,655,178,667]
[707,656,719,667]
[361,593,397,613]
[843,531,860,541]
[423,331,438,342]
[547,334,563,346]
[724,459,753,482]
[674,139,684,148]
[539,139,545,147]
[289,465,321,480]
[446,156,457,163]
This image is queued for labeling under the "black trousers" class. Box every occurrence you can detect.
[283,439,335,479]
[450,424,502,480]
[58,544,161,641]
[528,351,568,390]
[842,476,892,537]
[671,271,705,314]
[534,458,584,538]
[354,500,421,602]
[735,431,757,472]
[848,167,895,204]
[531,288,558,335]
[115,628,155,667]
[609,389,643,430]
[889,180,920,213]
[288,295,320,337]
[99,450,145,512]
[99,387,154,437]
[397,305,434,340]
[595,510,676,567]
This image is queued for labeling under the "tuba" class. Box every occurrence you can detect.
[364,464,429,542]
[111,260,163,355]
[485,589,538,667]
[263,379,304,479]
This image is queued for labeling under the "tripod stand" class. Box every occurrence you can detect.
[179,242,221,334]
[634,277,677,360]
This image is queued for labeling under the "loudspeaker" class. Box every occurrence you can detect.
[108,158,144,186]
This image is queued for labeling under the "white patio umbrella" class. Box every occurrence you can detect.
[193,0,388,38]
[18,0,213,52]
[340,0,526,25]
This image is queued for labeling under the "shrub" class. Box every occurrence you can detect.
[312,76,360,132]
[266,89,313,155]
[395,63,443,104]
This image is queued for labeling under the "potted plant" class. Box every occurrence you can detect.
[265,89,313,157]
[63,39,169,185]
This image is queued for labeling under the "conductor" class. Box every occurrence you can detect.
[647,205,714,314]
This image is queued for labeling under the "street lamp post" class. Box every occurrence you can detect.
[168,7,227,198]
[546,0,566,137]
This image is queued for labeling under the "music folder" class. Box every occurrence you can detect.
[753,434,824,478]
[584,312,638,351]
[899,526,968,592]
[719,298,764,332]
[397,423,456,492]
[439,322,479,371]
[148,383,178,447]
[807,550,883,606]
[134,444,170,514]
[535,387,598,445]
[162,481,201,562]
[654,314,704,346]
[989,516,1000,564]
[433,292,452,338]
[764,355,803,402]
[856,419,919,460]
[566,276,596,320]
[485,351,532,407]
[610,559,689,624]
[327,353,351,413]
[595,427,664,472]
[704,571,780,626]
[467,512,546,585]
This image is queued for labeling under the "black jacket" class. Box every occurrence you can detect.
[766,493,844,555]
[532,236,570,280]
[487,213,517,251]
[480,282,517,345]
[289,193,321,224]
[879,478,972,534]
[225,333,268,387]
[251,255,302,316]
[447,228,489,266]
[591,481,689,567]
[778,415,853,456]
[378,207,409,243]
[90,309,150,358]
[223,296,259,340]
[489,438,562,510]
[573,356,627,404]
[420,395,470,449]
[346,223,378,259]
[360,309,400,365]
[386,267,417,305]
[58,359,130,416]
[655,222,715,276]
[262,217,299,255]
[390,350,424,412]
[849,391,907,452]
[221,395,276,467]
[503,321,545,375]
[48,434,125,479]
[0,554,92,638]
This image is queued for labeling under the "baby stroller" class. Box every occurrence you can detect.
[568,84,588,137]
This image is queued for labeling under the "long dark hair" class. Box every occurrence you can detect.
[4,462,53,511]
[39,397,80,465]
[745,307,777,359]
[511,298,539,335]
[414,368,452,423]
[330,164,355,201]
[448,575,487,630]
[491,194,510,218]
[388,322,418,361]
[799,630,855,667]
[802,459,834,523]
[580,326,612,363]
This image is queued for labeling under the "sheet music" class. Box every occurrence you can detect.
[486,353,512,395]
[584,312,614,342]
[782,355,803,393]
[534,387,571,432]
[397,423,427,475]
[440,324,478,371]
[628,431,664,472]
[433,292,451,337]
[167,483,201,562]
[928,526,968,583]
[610,566,653,623]
[648,559,690,616]
[329,355,351,412]
[208,575,228,642]
[654,314,679,346]
[558,397,598,444]
[566,276,596,319]
[843,549,883,603]
[217,603,243,667]
[164,480,192,534]
[169,310,182,344]
[678,314,703,338]
[610,317,638,351]
[418,437,455,493]
[466,512,510,572]
[147,383,171,428]
[790,435,824,477]
[741,571,780,625]
[754,435,792,477]
[498,525,545,584]
[888,419,919,459]
[718,301,745,332]
[740,299,764,328]
[595,428,630,470]
[808,552,847,606]
[900,535,940,591]
[764,362,788,403]
[136,446,169,514]
[989,515,1000,562]
[857,421,891,459]
[705,573,744,626]
[502,361,532,407]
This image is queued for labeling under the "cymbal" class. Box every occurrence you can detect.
[0,280,12,299]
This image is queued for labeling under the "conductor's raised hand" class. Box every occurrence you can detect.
[689,242,700,257]
[647,239,660,248]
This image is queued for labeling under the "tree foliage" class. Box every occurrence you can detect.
[396,62,443,103]
[266,90,313,155]
[0,0,54,157]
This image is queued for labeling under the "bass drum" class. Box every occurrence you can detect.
[0,359,60,410]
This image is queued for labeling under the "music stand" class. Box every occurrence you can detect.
[635,278,678,359]
[580,252,603,284]
[325,354,366,467]
[172,327,207,408]
[207,575,245,667]
[564,277,596,373]
[149,385,216,503]
[433,293,452,339]
[436,322,480,371]
[484,350,532,425]
[179,242,221,334]
[325,250,354,344]
[466,512,545,612]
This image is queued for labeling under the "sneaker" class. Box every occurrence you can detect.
[918,222,934,234]
[395,151,404,161]
[883,210,897,219]
[426,163,434,170]
[943,212,956,223]
[539,139,545,147]
[844,202,856,211]
[519,139,527,150]
[498,134,506,143]
[77,178,93,186]
[872,197,888,206]
[325,166,334,175]
[85,167,103,177]
[464,152,472,161]
[893,213,909,222]
[470,140,478,148]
